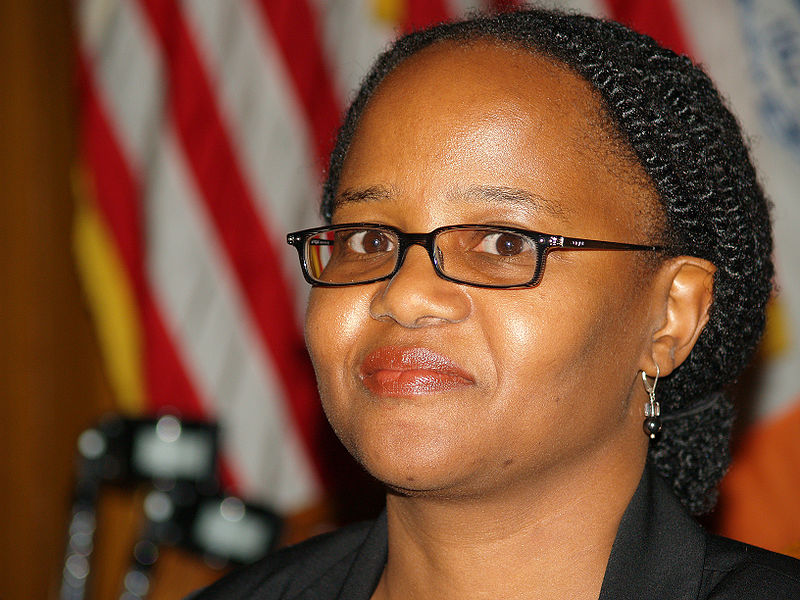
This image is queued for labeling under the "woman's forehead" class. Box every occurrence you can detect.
[376,40,596,125]
[345,42,597,174]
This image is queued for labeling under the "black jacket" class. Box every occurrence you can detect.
[191,466,800,599]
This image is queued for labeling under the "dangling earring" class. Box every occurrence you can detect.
[641,365,661,439]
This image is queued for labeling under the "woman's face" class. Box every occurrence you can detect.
[306,42,657,498]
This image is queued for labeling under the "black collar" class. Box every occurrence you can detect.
[599,464,706,599]
[336,509,387,598]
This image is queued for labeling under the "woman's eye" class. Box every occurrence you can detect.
[475,232,528,256]
[347,230,395,254]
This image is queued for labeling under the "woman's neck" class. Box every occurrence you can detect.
[371,448,646,600]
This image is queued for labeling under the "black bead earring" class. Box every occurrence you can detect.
[642,365,661,439]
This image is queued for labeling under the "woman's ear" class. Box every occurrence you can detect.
[643,257,716,376]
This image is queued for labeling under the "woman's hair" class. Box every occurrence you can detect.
[320,9,773,514]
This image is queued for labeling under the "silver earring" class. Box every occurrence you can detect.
[642,365,661,439]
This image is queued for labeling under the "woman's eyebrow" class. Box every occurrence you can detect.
[459,185,565,217]
[334,185,394,207]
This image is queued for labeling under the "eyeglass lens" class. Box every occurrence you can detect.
[303,226,540,286]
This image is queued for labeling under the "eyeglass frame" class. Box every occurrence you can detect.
[286,222,664,289]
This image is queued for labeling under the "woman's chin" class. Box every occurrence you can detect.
[349,440,467,494]
[349,439,504,500]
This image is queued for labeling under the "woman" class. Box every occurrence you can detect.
[194,8,800,599]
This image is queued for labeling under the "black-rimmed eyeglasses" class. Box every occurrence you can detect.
[286,223,663,289]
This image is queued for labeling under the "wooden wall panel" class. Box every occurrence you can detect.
[0,2,115,598]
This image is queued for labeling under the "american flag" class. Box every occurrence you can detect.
[74,0,800,552]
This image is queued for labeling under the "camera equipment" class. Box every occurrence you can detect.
[59,415,280,600]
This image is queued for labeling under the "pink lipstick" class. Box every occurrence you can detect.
[359,346,474,397]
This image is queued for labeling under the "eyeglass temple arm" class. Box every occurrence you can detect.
[554,235,662,252]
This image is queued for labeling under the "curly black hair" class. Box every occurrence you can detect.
[320,8,773,515]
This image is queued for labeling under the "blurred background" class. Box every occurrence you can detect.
[1,0,799,598]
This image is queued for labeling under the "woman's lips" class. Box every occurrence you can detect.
[359,346,474,397]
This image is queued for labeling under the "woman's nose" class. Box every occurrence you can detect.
[369,246,472,328]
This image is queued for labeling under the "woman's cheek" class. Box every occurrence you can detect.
[305,287,370,391]
[306,289,339,383]
[483,291,586,400]
[305,288,373,456]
